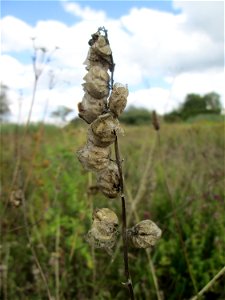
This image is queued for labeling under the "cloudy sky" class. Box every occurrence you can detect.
[1,0,224,123]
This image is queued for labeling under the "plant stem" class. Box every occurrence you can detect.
[114,132,135,300]
[190,266,225,300]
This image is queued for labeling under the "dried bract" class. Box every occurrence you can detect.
[128,220,162,249]
[88,113,119,147]
[109,83,128,117]
[77,143,110,172]
[97,162,120,198]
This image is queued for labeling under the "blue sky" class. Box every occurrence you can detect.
[1,0,224,122]
[2,1,178,24]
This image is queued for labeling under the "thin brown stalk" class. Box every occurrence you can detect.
[88,172,97,300]
[114,132,135,300]
[55,215,61,300]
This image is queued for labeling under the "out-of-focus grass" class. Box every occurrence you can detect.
[1,122,224,299]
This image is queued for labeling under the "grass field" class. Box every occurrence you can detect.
[1,121,225,300]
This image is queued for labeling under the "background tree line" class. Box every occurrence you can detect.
[0,84,223,124]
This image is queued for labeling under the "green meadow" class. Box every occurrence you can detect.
[1,121,224,299]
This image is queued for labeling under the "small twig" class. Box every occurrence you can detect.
[114,132,135,300]
[190,266,225,300]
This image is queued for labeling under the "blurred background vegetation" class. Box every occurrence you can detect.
[1,126,224,299]
[0,83,225,299]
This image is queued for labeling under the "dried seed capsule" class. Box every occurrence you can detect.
[128,220,162,249]
[93,208,119,226]
[77,143,111,172]
[86,208,119,253]
[83,48,110,71]
[88,113,119,147]
[108,83,129,117]
[78,95,106,124]
[97,162,120,198]
[92,35,112,60]
[82,66,110,99]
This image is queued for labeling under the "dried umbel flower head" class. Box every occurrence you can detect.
[128,220,162,249]
[82,66,110,99]
[78,93,107,124]
[77,143,111,172]
[109,83,129,117]
[88,113,120,147]
[97,162,120,198]
[86,208,119,253]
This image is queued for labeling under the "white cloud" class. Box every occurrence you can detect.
[1,1,224,122]
[62,0,106,21]
[1,16,33,52]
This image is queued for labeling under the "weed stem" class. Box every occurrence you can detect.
[114,132,135,300]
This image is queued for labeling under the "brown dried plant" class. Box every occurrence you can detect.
[77,27,162,299]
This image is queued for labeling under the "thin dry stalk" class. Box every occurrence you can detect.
[190,266,225,300]
[156,130,198,294]
[126,186,162,300]
[88,172,97,300]
[55,215,61,300]
[114,132,135,300]
[21,193,53,300]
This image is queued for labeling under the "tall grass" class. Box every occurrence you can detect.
[1,122,224,299]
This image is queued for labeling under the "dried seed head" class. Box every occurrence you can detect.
[77,143,111,172]
[128,220,162,249]
[10,189,24,207]
[86,208,119,253]
[88,113,120,147]
[92,35,112,60]
[97,162,120,198]
[78,94,107,124]
[152,110,160,131]
[109,83,129,117]
[82,66,110,99]
[93,208,119,226]
[83,48,110,71]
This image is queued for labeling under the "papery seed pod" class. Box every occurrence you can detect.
[88,113,120,147]
[109,83,129,117]
[82,66,110,99]
[83,48,110,71]
[86,208,119,253]
[92,35,112,60]
[128,220,162,249]
[78,97,106,124]
[93,208,119,226]
[97,162,120,198]
[77,143,111,172]
[10,189,24,207]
